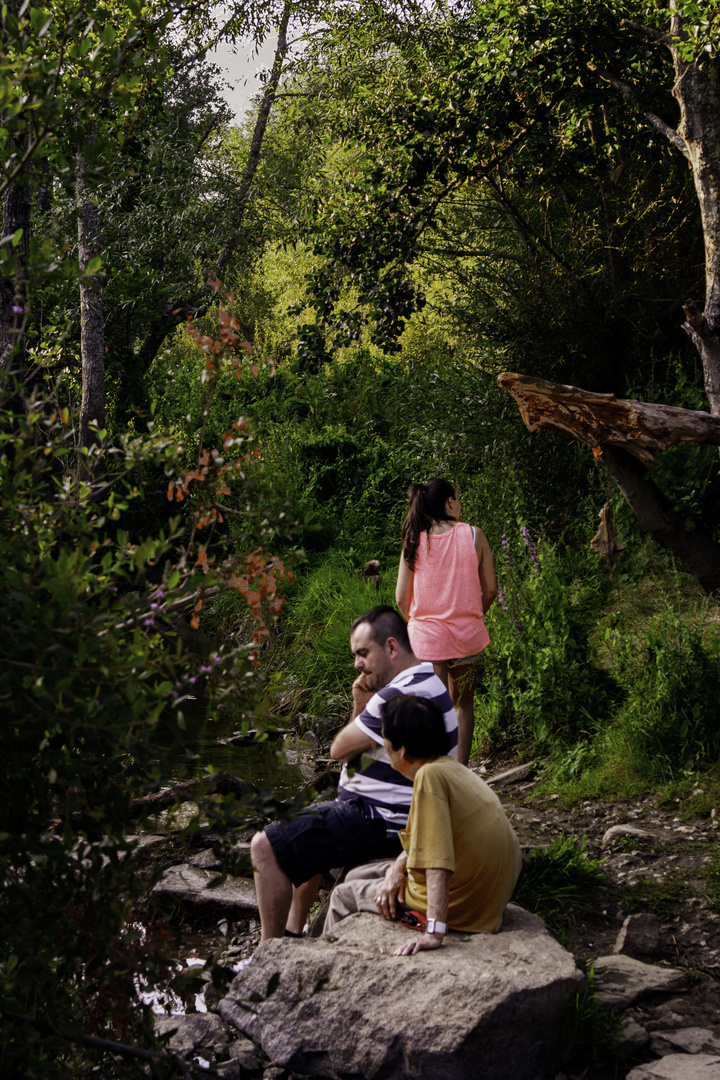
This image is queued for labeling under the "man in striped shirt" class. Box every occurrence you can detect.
[251,606,458,941]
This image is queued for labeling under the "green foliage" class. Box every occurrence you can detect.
[276,0,701,390]
[613,877,691,922]
[602,605,720,781]
[269,549,397,737]
[0,372,299,1074]
[476,524,617,752]
[513,835,606,937]
[546,962,623,1074]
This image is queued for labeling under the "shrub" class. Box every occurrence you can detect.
[475,523,618,752]
[603,604,720,781]
[0,358,293,1074]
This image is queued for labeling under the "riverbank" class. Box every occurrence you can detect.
[140,743,720,1079]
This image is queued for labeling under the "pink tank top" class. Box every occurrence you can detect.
[407,522,489,661]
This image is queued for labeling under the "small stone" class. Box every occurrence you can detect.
[650,1028,720,1056]
[214,1062,241,1079]
[154,1013,229,1056]
[615,1020,650,1056]
[486,762,535,787]
[601,824,658,849]
[615,913,662,958]
[230,1035,266,1070]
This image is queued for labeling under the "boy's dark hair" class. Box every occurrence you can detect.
[381,693,451,760]
[350,605,411,653]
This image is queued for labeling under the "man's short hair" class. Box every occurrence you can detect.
[381,693,452,760]
[350,605,411,653]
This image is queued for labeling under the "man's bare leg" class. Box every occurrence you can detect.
[285,874,322,935]
[251,831,293,941]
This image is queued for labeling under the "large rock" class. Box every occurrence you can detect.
[218,906,583,1080]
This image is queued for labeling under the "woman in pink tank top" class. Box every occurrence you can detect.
[395,479,497,765]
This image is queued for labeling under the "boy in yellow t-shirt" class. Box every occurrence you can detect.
[324,694,521,955]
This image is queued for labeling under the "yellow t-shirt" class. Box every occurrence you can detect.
[399,756,521,933]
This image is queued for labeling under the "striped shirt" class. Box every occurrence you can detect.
[337,663,458,833]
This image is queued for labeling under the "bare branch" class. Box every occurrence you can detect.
[620,18,674,48]
[586,62,690,159]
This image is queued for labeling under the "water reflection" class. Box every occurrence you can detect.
[162,692,304,798]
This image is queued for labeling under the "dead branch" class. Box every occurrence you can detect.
[69,771,261,829]
[497,371,720,467]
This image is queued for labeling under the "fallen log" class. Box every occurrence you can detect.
[497,372,720,467]
[69,772,261,829]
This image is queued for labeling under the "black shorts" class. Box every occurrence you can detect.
[265,798,403,888]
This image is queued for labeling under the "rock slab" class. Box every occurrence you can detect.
[152,865,258,922]
[626,1054,720,1079]
[593,955,686,1008]
[219,906,584,1080]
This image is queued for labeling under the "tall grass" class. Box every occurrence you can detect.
[272,549,397,738]
[474,523,617,754]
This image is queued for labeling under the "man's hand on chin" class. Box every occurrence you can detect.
[351,673,375,715]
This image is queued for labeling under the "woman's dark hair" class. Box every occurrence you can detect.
[381,693,451,760]
[401,479,457,570]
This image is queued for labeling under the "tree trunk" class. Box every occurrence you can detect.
[76,145,105,480]
[135,0,293,371]
[599,446,720,592]
[0,140,31,378]
[212,0,291,283]
[497,371,720,466]
[669,5,720,415]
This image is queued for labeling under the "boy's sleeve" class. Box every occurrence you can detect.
[405,769,455,873]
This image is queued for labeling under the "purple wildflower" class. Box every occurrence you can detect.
[497,584,509,612]
[12,305,23,314]
[521,525,539,573]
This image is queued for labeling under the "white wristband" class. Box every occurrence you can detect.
[426,919,447,936]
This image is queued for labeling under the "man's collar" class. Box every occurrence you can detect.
[387,660,433,686]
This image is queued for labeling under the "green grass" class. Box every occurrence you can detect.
[613,877,691,922]
[544,962,624,1075]
[266,548,398,739]
[704,850,720,912]
[513,835,607,937]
